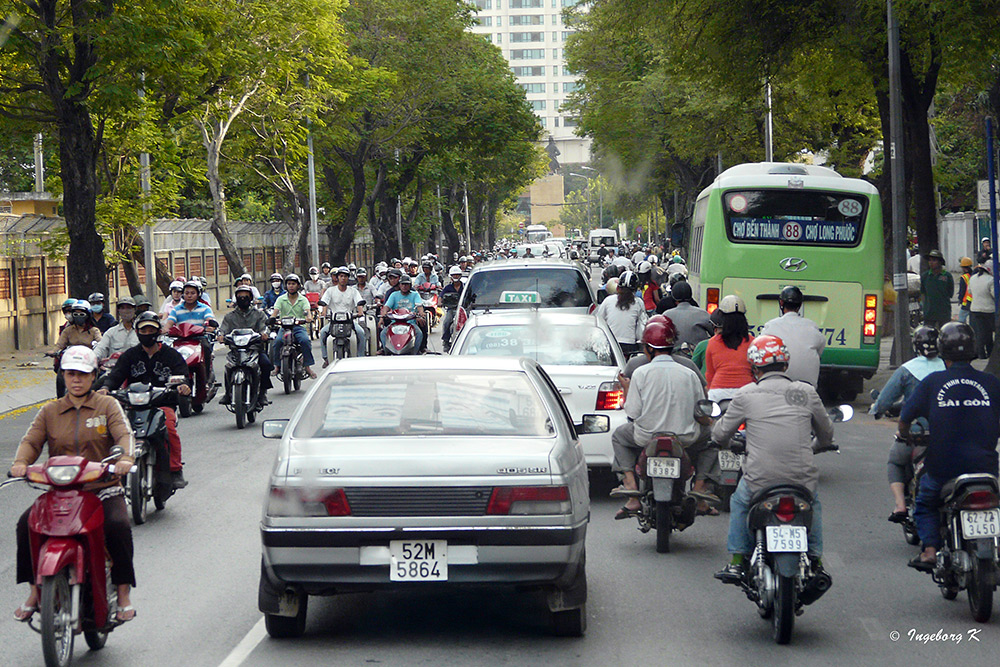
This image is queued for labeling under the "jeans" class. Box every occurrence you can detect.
[442,308,456,349]
[270,325,314,367]
[320,320,367,360]
[727,479,823,557]
[914,474,944,549]
[958,306,970,324]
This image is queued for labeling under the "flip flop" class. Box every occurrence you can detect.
[907,556,935,573]
[688,490,721,503]
[609,486,641,498]
[116,605,137,623]
[888,510,908,524]
[13,604,36,622]
[614,506,640,520]
[697,504,721,516]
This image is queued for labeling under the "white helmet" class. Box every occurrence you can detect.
[449,265,463,276]
[637,261,652,274]
[647,254,659,265]
[61,345,98,373]
[169,280,184,291]
[719,294,747,314]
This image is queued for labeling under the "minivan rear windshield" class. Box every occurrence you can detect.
[461,268,592,309]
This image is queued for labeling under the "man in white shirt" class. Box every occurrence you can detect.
[94,296,139,361]
[318,266,367,364]
[759,286,826,386]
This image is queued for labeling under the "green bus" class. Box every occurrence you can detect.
[687,162,883,400]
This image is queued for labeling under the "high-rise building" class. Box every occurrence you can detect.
[468,0,591,165]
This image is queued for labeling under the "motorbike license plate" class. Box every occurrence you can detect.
[647,457,680,479]
[391,325,410,335]
[766,525,808,552]
[961,509,1000,539]
[389,540,447,581]
[718,450,745,471]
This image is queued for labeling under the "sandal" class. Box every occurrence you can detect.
[689,490,721,503]
[696,503,720,516]
[907,556,935,573]
[609,486,641,498]
[888,510,908,524]
[614,506,640,520]
[116,605,137,623]
[13,604,36,622]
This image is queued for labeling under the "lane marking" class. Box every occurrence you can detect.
[218,616,266,667]
[859,616,887,641]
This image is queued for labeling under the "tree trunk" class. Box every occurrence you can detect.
[201,125,248,280]
[129,237,174,297]
[60,109,107,297]
[440,185,461,260]
[122,260,141,295]
[322,150,367,265]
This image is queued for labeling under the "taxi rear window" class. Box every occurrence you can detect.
[462,268,592,309]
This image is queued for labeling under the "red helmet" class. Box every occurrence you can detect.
[747,334,790,368]
[643,315,676,349]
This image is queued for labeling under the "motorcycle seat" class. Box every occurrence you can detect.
[748,483,814,507]
[940,473,1000,502]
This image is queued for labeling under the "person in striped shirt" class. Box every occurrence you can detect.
[166,280,216,329]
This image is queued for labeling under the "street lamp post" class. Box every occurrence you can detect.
[888,0,911,366]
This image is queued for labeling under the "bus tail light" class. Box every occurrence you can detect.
[862,294,877,344]
[706,288,720,313]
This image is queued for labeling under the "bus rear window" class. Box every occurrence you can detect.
[723,190,867,247]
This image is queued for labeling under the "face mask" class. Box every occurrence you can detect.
[137,332,159,347]
[91,305,103,314]
[272,282,282,290]
[236,296,253,310]
[71,313,89,326]
[119,309,135,323]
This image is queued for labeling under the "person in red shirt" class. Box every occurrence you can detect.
[705,295,753,401]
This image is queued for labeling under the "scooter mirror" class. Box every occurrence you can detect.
[695,399,721,419]
[829,404,854,423]
[103,446,124,463]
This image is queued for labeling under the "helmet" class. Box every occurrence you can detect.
[719,294,747,314]
[643,315,676,349]
[60,345,98,374]
[637,261,652,274]
[421,260,432,268]
[669,256,686,265]
[197,276,208,288]
[87,292,105,303]
[387,268,402,278]
[399,273,412,285]
[348,263,357,271]
[135,311,162,331]
[403,256,413,265]
[939,322,976,361]
[960,256,973,268]
[912,325,939,357]
[449,265,462,276]
[356,267,367,277]
[747,335,790,368]
[133,294,152,310]
[234,284,255,298]
[308,266,319,275]
[240,273,253,281]
[671,281,693,302]
[284,273,301,285]
[183,279,202,294]
[269,272,283,282]
[169,280,183,292]
[647,254,659,265]
[779,285,804,308]
[61,298,75,311]
[116,296,136,307]
[926,249,944,264]
[668,272,687,287]
[72,300,91,313]
[321,262,331,270]
[619,271,639,290]
[336,265,350,275]
[377,265,387,276]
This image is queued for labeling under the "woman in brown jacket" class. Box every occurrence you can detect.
[9,345,137,624]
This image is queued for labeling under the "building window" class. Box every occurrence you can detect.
[497,16,502,26]
[563,117,579,127]
[519,83,546,93]
[510,31,543,42]
[552,48,559,58]
[529,100,546,110]
[478,16,492,26]
[538,117,546,127]
[551,31,558,41]
[563,66,572,76]
[46,266,65,295]
[563,81,580,92]
[472,0,492,8]
[17,267,41,298]
[509,0,543,7]
[482,33,492,43]
[552,14,560,24]
[562,31,572,40]
[554,117,560,127]
[512,66,545,77]
[496,33,502,42]
[511,49,545,59]
[509,14,543,25]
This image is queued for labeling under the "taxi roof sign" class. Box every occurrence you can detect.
[499,290,541,304]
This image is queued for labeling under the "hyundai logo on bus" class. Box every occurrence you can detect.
[779,257,808,272]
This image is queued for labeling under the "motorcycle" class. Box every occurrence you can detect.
[722,404,852,644]
[275,317,308,394]
[223,329,265,429]
[440,291,460,353]
[326,311,362,362]
[871,389,926,545]
[305,292,322,340]
[418,285,440,330]
[110,377,185,523]
[167,322,219,417]
[44,351,66,399]
[1,448,133,667]
[381,309,420,356]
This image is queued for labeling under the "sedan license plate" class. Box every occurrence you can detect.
[718,450,744,471]
[961,509,1000,539]
[647,457,680,479]
[766,525,808,552]
[389,540,447,581]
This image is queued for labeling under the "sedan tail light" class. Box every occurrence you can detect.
[487,486,571,515]
[454,306,468,334]
[595,381,624,410]
[268,487,352,517]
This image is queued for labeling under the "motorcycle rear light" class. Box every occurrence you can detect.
[960,490,999,511]
[775,496,796,523]
[595,381,624,410]
[706,288,720,314]
[487,486,571,515]
[862,294,878,344]
[47,465,82,486]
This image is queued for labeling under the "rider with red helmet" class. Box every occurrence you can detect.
[609,316,706,519]
[711,334,834,584]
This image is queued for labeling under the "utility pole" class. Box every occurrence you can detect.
[765,82,774,161]
[463,182,472,253]
[139,77,155,300]
[307,125,319,268]
[888,0,911,366]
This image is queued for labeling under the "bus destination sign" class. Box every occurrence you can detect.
[729,218,859,245]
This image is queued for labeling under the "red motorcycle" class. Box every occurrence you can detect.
[380,309,420,355]
[167,322,218,416]
[2,450,130,667]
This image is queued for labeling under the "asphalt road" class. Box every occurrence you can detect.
[0,314,997,666]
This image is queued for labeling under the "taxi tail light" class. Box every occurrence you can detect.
[487,486,571,515]
[454,306,468,334]
[595,381,624,410]
[960,490,999,511]
[588,303,596,315]
[775,496,797,523]
[862,294,878,343]
[268,487,352,517]
[706,288,720,314]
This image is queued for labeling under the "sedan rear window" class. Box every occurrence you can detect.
[293,370,554,438]
[462,268,592,310]
[458,324,616,366]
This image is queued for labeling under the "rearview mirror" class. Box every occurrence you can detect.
[828,404,854,423]
[695,399,722,419]
[102,446,124,464]
[576,414,610,434]
[262,419,289,439]
[167,375,187,387]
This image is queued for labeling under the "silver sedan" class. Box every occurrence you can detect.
[258,356,606,638]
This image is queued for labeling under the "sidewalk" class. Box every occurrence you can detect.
[0,348,56,418]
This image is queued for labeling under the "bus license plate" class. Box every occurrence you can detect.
[766,526,808,552]
[390,540,447,581]
[961,509,1000,539]
[718,450,744,471]
[647,457,680,479]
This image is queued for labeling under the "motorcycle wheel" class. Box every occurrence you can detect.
[41,570,75,667]
[772,574,796,644]
[282,357,292,395]
[293,359,302,391]
[129,458,148,525]
[192,401,203,414]
[717,487,734,513]
[55,374,66,399]
[655,501,672,553]
[968,556,995,622]
[234,381,247,430]
[178,394,192,418]
[83,630,107,650]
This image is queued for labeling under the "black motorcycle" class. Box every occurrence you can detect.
[223,328,265,429]
[110,377,185,524]
[275,317,308,394]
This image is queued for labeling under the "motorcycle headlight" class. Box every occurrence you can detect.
[47,465,81,486]
[233,334,252,347]
[128,392,151,406]
[178,347,194,360]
